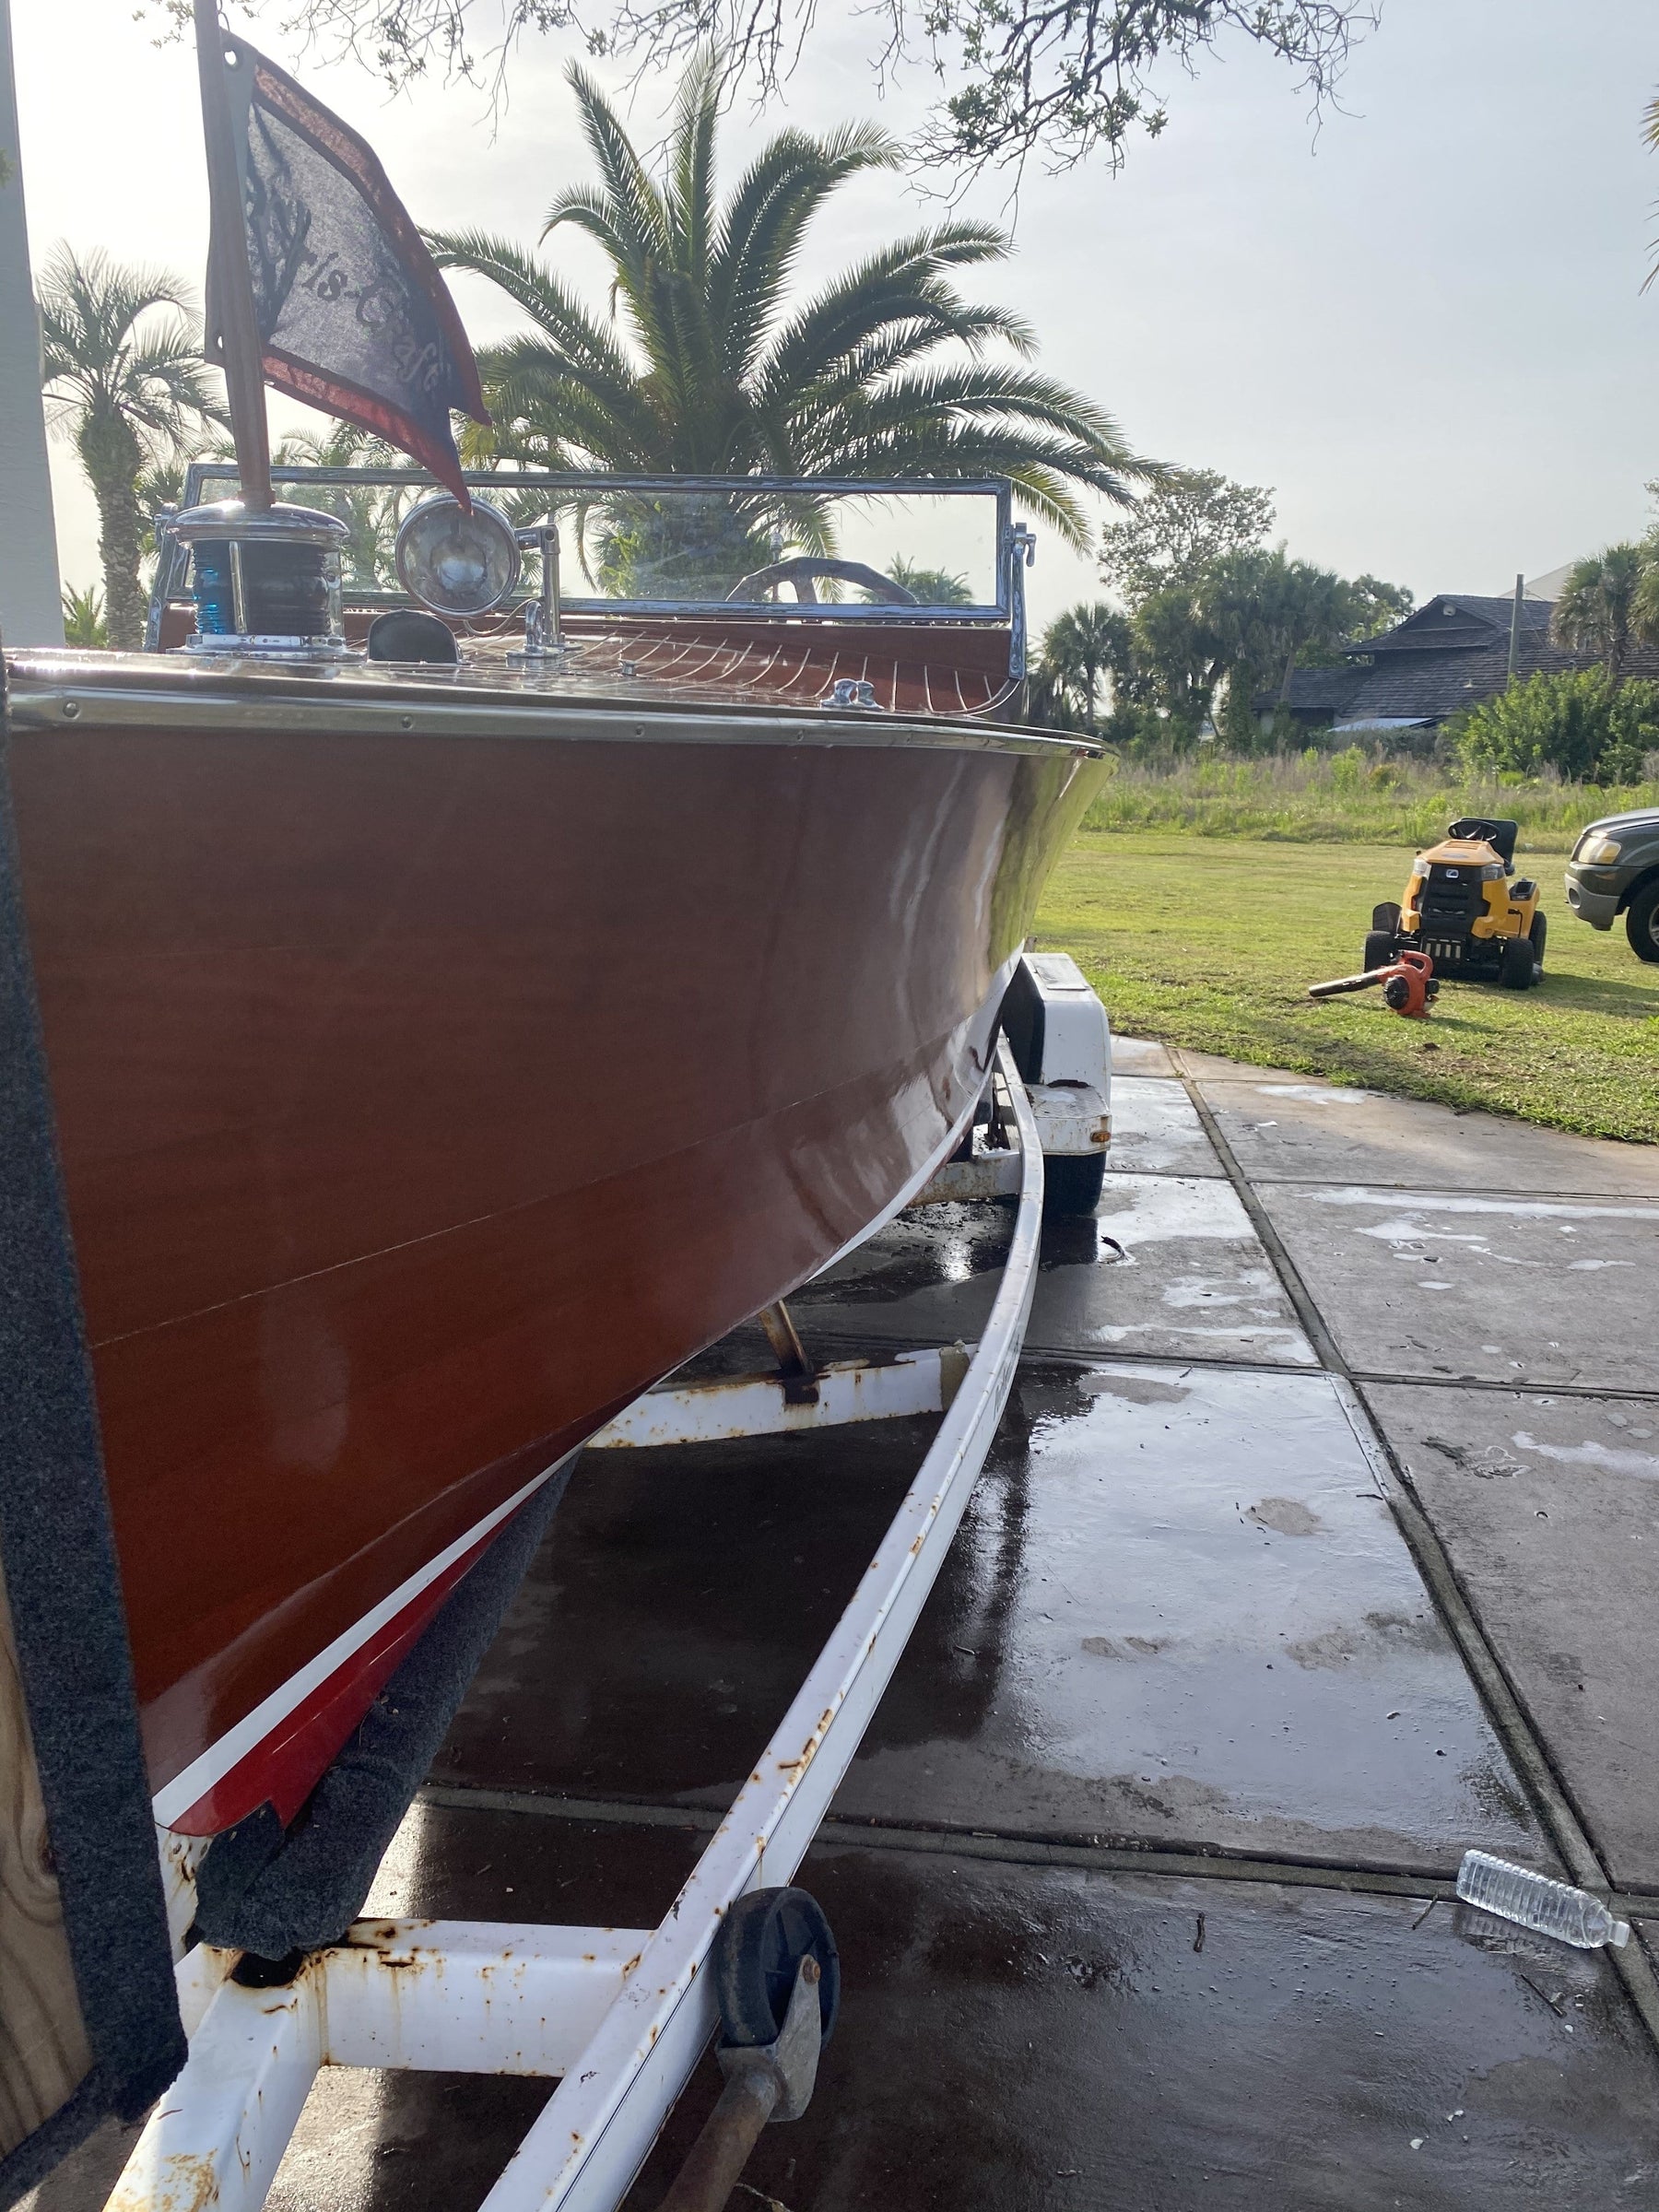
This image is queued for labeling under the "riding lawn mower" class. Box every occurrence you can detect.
[1364,817,1545,990]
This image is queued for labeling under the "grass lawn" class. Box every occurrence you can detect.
[1034,830,1659,1145]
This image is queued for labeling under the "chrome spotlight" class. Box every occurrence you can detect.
[394,495,522,618]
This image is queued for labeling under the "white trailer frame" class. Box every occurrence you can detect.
[110,1035,1048,2212]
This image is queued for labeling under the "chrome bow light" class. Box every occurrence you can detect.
[171,500,353,658]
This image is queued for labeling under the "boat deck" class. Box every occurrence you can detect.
[145,608,1020,718]
[29,1042,1659,2210]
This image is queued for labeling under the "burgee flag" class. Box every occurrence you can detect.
[208,41,488,504]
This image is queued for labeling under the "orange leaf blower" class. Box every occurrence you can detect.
[1308,947,1438,1018]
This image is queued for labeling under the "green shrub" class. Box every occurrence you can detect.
[1328,744,1367,797]
[1601,684,1659,782]
[1448,669,1659,783]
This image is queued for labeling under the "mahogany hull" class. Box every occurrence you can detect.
[4,659,1098,1830]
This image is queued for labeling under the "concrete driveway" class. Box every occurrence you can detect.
[34,1041,1659,2212]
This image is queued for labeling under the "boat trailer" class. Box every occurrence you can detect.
[110,960,1111,2212]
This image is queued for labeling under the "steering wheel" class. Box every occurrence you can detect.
[727,557,918,606]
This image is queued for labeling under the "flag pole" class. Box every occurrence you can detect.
[193,0,272,511]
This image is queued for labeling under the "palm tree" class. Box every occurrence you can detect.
[1551,544,1651,685]
[1039,603,1130,733]
[271,425,415,589]
[38,247,223,648]
[429,54,1147,569]
[60,583,107,649]
[886,556,973,606]
[1635,556,1659,656]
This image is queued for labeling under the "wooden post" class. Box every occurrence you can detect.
[0,1563,92,2157]
[193,0,272,511]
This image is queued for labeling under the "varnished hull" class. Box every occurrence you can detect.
[5,658,1098,1830]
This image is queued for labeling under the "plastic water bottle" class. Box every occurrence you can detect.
[1456,1850,1631,1949]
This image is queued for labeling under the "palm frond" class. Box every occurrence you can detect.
[472,340,662,469]
[759,254,1032,404]
[799,415,1133,547]
[556,64,674,274]
[666,47,721,282]
[711,123,901,377]
[838,359,1127,438]
[794,306,1036,417]
[429,229,641,382]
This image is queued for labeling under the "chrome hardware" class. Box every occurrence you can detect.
[829,677,879,710]
[171,500,356,661]
[144,510,181,653]
[395,495,521,618]
[509,524,566,665]
[1005,522,1038,682]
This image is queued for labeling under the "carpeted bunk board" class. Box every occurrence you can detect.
[0,661,186,2207]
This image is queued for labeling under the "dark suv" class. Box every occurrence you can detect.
[1564,808,1659,963]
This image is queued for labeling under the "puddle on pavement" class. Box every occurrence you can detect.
[438,1353,1548,1873]
[842,1361,1547,1867]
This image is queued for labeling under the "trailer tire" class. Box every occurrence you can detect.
[1043,1152,1106,1218]
[713,1887,841,2051]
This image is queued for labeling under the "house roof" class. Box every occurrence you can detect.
[1278,591,1659,725]
[1353,594,1553,655]
[1274,665,1356,712]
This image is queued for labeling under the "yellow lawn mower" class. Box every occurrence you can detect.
[1365,818,1545,990]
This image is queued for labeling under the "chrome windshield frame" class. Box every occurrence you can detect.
[147,467,1024,651]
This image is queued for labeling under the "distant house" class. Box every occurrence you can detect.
[1277,593,1659,739]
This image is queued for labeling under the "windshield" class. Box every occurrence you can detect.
[158,467,1013,623]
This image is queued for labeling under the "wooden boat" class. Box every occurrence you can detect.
[1,471,1101,1847]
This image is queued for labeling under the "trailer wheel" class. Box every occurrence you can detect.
[1043,1153,1106,1218]
[713,1888,841,2051]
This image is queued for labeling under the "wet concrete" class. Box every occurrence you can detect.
[434,1359,1547,1872]
[433,1415,932,1803]
[625,1845,1659,2212]
[1030,1175,1314,1365]
[1108,1034,1176,1077]
[784,1175,1315,1368]
[1259,1183,1659,1391]
[1107,1075,1223,1178]
[838,1361,1548,1868]
[1364,1382,1659,1895]
[1196,1076,1659,1197]
[252,1810,1659,2212]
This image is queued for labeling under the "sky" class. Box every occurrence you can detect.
[11,0,1659,629]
